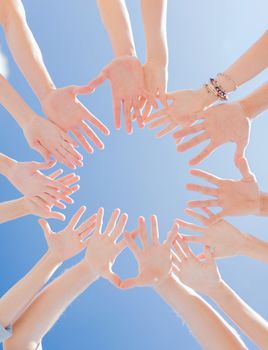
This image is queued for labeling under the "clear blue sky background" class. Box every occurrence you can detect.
[0,1,268,349]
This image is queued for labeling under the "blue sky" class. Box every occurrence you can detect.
[0,0,268,349]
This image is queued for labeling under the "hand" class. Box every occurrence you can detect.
[120,216,178,289]
[5,160,76,207]
[176,208,247,259]
[83,208,128,287]
[173,102,250,166]
[141,60,167,117]
[25,168,80,220]
[88,56,151,134]
[41,85,110,154]
[23,115,83,169]
[172,234,221,295]
[39,206,97,263]
[144,87,217,138]
[187,157,260,222]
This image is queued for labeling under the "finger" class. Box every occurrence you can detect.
[105,271,122,288]
[38,219,51,241]
[133,100,144,129]
[44,177,70,192]
[147,116,171,130]
[187,199,220,209]
[204,245,214,262]
[165,223,179,247]
[80,105,110,136]
[54,149,76,169]
[177,133,208,152]
[186,183,218,197]
[156,122,177,138]
[150,215,159,245]
[42,192,66,209]
[138,216,149,248]
[48,169,63,180]
[79,222,96,240]
[96,207,104,233]
[178,235,195,257]
[173,240,187,261]
[68,206,87,229]
[46,210,66,221]
[81,121,105,149]
[30,196,50,211]
[112,213,128,241]
[33,142,51,162]
[87,72,106,89]
[72,129,94,154]
[113,94,121,130]
[201,207,215,218]
[142,101,153,120]
[104,208,121,236]
[59,145,83,168]
[158,89,168,107]
[123,98,132,134]
[181,234,204,244]
[76,213,97,233]
[236,157,254,180]
[144,107,169,123]
[57,173,80,186]
[190,169,220,185]
[125,232,141,259]
[72,84,95,95]
[204,211,224,226]
[184,208,208,223]
[33,159,56,171]
[120,277,139,289]
[173,123,205,139]
[61,131,79,148]
[60,139,83,161]
[138,96,146,110]
[175,219,204,233]
[189,143,216,166]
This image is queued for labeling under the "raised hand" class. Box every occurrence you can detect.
[120,216,178,289]
[173,102,250,166]
[41,85,110,154]
[144,88,217,138]
[5,159,78,207]
[88,56,150,134]
[23,115,83,169]
[39,206,97,263]
[83,208,128,287]
[172,235,221,295]
[141,61,167,117]
[187,157,260,222]
[176,208,247,259]
[25,168,80,221]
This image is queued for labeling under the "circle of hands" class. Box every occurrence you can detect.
[19,55,258,291]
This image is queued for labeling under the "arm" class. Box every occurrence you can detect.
[4,208,127,350]
[239,82,268,120]
[96,0,136,57]
[121,216,246,349]
[172,236,268,349]
[0,0,55,100]
[156,277,247,350]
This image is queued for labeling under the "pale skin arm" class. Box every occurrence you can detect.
[4,208,127,350]
[96,0,136,57]
[172,236,268,349]
[0,0,55,100]
[121,216,246,349]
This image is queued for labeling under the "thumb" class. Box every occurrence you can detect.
[87,72,106,90]
[234,142,246,165]
[33,159,56,171]
[158,89,168,107]
[72,84,95,95]
[120,277,139,289]
[38,219,52,241]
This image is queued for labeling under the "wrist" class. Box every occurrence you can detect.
[257,192,268,216]
[0,154,17,178]
[43,250,63,269]
[205,279,225,299]
[238,98,255,120]
[196,85,219,108]
[79,260,100,282]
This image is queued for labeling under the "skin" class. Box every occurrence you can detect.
[120,216,246,350]
[145,30,268,139]
[4,208,128,350]
[0,0,110,155]
[0,169,80,223]
[172,236,268,349]
[176,207,268,264]
[186,157,260,223]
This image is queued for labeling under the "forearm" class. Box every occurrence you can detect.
[222,31,268,90]
[239,82,268,120]
[0,198,31,224]
[1,0,55,100]
[141,0,168,66]
[208,280,268,349]
[0,153,16,178]
[8,261,97,346]
[0,74,39,129]
[0,252,61,328]
[155,276,246,350]
[239,232,268,263]
[96,0,136,57]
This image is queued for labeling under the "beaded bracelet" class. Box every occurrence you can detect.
[203,78,228,101]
